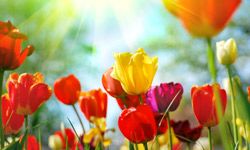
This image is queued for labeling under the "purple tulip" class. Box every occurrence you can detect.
[146,82,183,113]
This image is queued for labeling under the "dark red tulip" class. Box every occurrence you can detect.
[248,86,250,102]
[191,83,227,127]
[118,104,157,143]
[79,89,107,121]
[0,21,34,70]
[171,120,203,143]
[54,74,81,105]
[146,82,183,113]
[154,113,168,135]
[1,94,24,135]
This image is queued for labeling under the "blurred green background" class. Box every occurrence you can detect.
[1,0,250,149]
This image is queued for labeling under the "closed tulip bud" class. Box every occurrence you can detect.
[248,86,250,102]
[102,67,125,98]
[111,48,158,95]
[54,74,81,105]
[191,83,227,127]
[163,0,241,37]
[48,135,63,150]
[216,38,238,65]
[49,128,76,150]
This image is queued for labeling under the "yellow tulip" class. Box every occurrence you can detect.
[111,48,158,95]
[216,38,238,65]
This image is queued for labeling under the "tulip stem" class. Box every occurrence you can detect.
[0,69,4,148]
[226,65,238,147]
[72,105,85,134]
[186,143,191,150]
[206,38,217,83]
[24,115,29,150]
[167,112,173,150]
[143,142,148,150]
[208,127,212,150]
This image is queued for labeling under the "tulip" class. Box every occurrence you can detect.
[163,0,241,37]
[7,73,52,115]
[216,38,238,65]
[84,117,112,148]
[0,21,34,70]
[111,48,158,95]
[79,89,107,121]
[170,120,203,143]
[118,104,157,143]
[26,135,40,150]
[146,82,183,113]
[191,83,227,127]
[154,113,168,135]
[54,74,81,105]
[102,67,125,98]
[1,94,24,135]
[48,128,77,150]
[116,94,146,109]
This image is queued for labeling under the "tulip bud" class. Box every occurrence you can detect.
[216,38,237,65]
[48,135,63,150]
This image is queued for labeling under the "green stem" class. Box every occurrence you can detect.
[129,142,135,150]
[226,65,238,147]
[139,95,143,104]
[167,112,172,150]
[186,143,191,150]
[25,115,29,150]
[208,127,212,150]
[206,38,217,83]
[135,144,138,150]
[0,70,4,148]
[143,142,148,150]
[72,105,85,134]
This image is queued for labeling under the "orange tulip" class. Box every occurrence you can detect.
[0,21,34,70]
[7,73,52,115]
[54,74,81,105]
[191,84,227,127]
[163,0,241,37]
[102,67,125,98]
[79,89,107,121]
[1,94,24,135]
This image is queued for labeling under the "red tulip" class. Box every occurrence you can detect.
[118,104,157,143]
[154,113,168,135]
[116,94,146,109]
[54,74,81,105]
[7,73,52,115]
[102,67,125,98]
[170,120,202,143]
[49,128,77,150]
[191,84,227,127]
[1,94,24,135]
[27,135,40,150]
[79,89,107,121]
[0,21,34,70]
[163,0,241,37]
